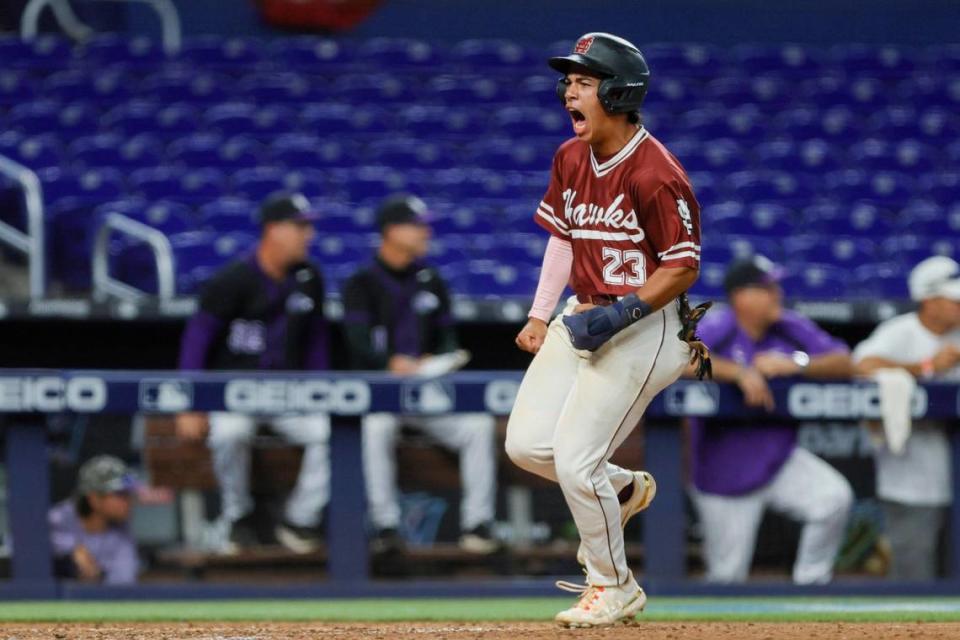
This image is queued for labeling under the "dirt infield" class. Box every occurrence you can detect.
[3,622,960,639]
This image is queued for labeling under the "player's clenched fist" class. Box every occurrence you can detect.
[515,317,548,354]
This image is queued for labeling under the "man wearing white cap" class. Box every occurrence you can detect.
[853,256,960,580]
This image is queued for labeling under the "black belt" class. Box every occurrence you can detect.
[576,294,620,306]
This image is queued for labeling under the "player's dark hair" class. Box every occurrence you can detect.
[627,111,641,125]
[76,494,93,518]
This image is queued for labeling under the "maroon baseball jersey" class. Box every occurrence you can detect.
[535,127,701,297]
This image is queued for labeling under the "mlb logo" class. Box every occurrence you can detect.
[401,381,455,414]
[664,382,720,417]
[575,36,595,54]
[139,379,193,412]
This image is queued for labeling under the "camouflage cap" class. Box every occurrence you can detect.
[76,455,137,495]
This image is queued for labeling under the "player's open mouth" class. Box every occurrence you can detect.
[568,108,587,134]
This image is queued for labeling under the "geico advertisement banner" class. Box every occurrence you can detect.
[0,376,108,412]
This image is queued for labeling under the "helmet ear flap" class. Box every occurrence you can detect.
[555,76,569,105]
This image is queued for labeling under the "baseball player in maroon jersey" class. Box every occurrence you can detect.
[505,33,703,627]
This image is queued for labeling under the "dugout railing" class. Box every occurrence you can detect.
[1,370,959,599]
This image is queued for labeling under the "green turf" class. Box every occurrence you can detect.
[2,598,960,623]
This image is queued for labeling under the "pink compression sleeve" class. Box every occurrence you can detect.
[528,236,573,322]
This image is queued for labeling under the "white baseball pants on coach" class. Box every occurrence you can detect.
[362,412,497,532]
[506,296,691,587]
[691,446,853,584]
[207,412,330,528]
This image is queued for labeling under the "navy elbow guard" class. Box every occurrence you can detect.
[562,293,652,351]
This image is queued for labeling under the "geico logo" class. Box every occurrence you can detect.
[0,376,107,412]
[788,384,928,419]
[224,379,371,413]
[484,380,519,414]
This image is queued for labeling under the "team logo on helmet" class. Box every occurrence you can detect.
[574,35,595,54]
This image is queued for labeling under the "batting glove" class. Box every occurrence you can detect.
[562,293,653,351]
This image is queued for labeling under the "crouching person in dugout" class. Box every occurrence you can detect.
[49,455,140,584]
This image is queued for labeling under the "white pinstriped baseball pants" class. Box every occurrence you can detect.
[506,296,690,587]
[208,412,330,528]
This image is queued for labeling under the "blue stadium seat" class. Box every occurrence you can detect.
[785,235,878,268]
[829,44,916,78]
[913,105,958,144]
[672,138,748,173]
[42,69,130,103]
[866,105,921,139]
[151,103,201,137]
[266,37,356,70]
[920,170,960,206]
[808,199,894,237]
[397,105,490,137]
[853,263,909,298]
[102,101,161,137]
[338,73,418,105]
[517,74,559,107]
[40,167,126,205]
[781,264,847,299]
[229,166,328,202]
[328,166,406,202]
[179,36,264,68]
[75,34,164,68]
[0,70,34,106]
[204,102,294,137]
[755,139,845,173]
[94,198,194,235]
[491,106,567,138]
[723,235,785,262]
[364,138,451,170]
[269,134,356,169]
[430,76,509,106]
[0,35,71,70]
[644,43,724,78]
[729,171,811,205]
[730,44,823,79]
[450,39,534,70]
[0,133,64,171]
[689,261,727,299]
[282,168,328,199]
[141,71,232,104]
[465,139,553,171]
[164,231,257,294]
[198,198,259,233]
[69,134,128,168]
[358,38,439,69]
[130,166,226,202]
[310,236,369,265]
[238,73,309,104]
[429,205,497,235]
[8,100,63,134]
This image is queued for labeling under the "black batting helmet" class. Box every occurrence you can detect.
[549,33,650,114]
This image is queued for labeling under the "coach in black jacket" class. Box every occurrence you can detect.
[342,194,498,554]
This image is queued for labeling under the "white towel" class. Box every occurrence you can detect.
[872,368,916,455]
[415,349,472,378]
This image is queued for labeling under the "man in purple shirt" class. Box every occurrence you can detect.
[176,192,331,555]
[688,256,854,583]
[48,455,139,585]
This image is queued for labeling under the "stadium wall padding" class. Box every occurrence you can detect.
[113,0,960,45]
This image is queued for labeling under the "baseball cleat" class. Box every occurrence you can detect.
[576,470,656,566]
[554,573,647,628]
